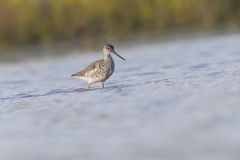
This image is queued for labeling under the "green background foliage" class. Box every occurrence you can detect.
[0,0,239,48]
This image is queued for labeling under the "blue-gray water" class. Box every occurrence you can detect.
[1,33,240,160]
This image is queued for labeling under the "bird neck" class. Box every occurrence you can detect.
[104,54,113,62]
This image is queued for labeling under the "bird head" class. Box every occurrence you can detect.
[103,44,126,61]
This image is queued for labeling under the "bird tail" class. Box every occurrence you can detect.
[71,73,76,77]
[71,72,83,78]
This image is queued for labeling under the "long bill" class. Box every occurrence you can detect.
[112,50,126,61]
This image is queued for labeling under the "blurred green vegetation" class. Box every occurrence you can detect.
[0,0,240,49]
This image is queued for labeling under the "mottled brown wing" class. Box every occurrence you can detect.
[71,59,103,77]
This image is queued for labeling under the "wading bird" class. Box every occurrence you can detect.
[71,44,125,89]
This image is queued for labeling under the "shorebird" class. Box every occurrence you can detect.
[71,44,125,89]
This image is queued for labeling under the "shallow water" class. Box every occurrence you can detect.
[1,33,240,160]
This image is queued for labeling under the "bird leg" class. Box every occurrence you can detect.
[102,82,105,88]
[86,83,90,90]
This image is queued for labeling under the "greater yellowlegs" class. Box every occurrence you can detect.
[71,44,125,89]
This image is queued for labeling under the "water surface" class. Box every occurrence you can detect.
[1,34,240,160]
